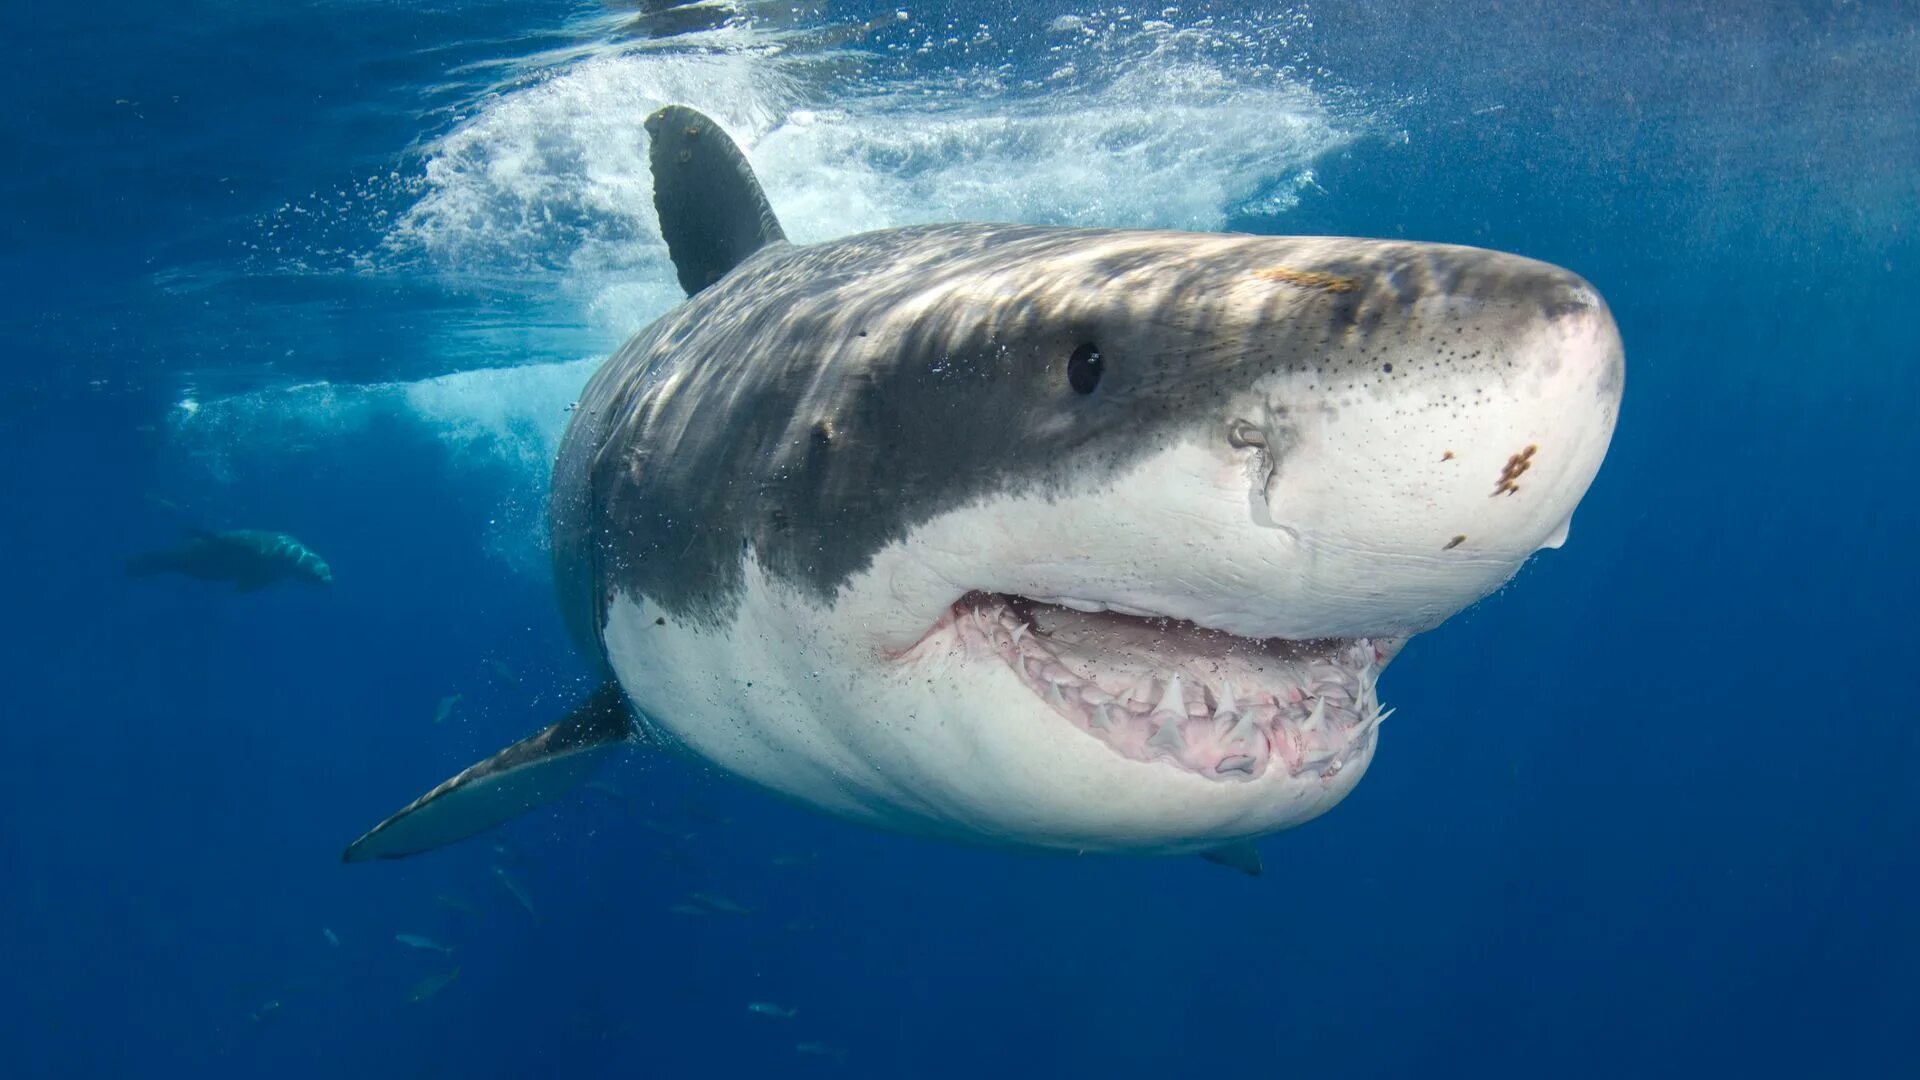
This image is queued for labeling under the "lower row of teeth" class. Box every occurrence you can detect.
[958,605,1391,781]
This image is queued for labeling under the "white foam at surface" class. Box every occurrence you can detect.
[170,358,599,571]
[401,358,598,472]
[385,8,1351,332]
[173,359,596,484]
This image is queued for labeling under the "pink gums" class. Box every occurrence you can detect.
[935,595,1391,783]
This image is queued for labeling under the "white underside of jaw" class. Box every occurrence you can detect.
[601,559,1383,854]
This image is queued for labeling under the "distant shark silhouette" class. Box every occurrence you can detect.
[126,527,332,592]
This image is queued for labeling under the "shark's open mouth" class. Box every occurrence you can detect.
[945,593,1390,782]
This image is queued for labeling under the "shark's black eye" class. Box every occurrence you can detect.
[1067,343,1103,394]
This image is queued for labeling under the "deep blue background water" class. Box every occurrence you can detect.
[3,2,1916,1077]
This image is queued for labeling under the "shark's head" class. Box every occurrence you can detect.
[534,108,1624,855]
[342,107,1622,870]
[572,225,1623,854]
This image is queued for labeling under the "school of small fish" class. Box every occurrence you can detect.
[301,783,848,1053]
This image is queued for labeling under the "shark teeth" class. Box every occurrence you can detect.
[956,595,1388,782]
[1300,695,1329,737]
[1154,674,1187,717]
[1355,703,1394,736]
[1221,709,1261,746]
[1147,716,1186,752]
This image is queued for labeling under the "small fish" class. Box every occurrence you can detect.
[494,865,540,920]
[409,968,460,1004]
[770,852,818,868]
[395,933,454,955]
[432,694,462,725]
[584,779,623,799]
[667,903,707,917]
[436,893,483,920]
[687,891,752,916]
[795,1042,845,1060]
[486,659,518,683]
[748,1002,798,1019]
[783,921,817,934]
[322,927,340,947]
[250,1000,283,1025]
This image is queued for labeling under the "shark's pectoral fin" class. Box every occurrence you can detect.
[1198,842,1263,876]
[645,104,785,296]
[343,682,638,862]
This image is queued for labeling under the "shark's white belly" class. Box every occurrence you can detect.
[601,563,1374,854]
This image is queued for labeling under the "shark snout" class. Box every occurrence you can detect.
[1491,285,1625,546]
[1217,267,1624,638]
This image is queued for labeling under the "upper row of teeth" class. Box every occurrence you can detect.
[959,603,1388,753]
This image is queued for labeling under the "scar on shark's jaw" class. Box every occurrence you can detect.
[921,593,1391,782]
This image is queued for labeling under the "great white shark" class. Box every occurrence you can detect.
[344,105,1624,872]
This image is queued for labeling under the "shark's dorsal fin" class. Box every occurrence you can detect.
[342,682,638,861]
[646,104,785,295]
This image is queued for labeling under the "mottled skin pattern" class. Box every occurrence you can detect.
[553,224,1617,644]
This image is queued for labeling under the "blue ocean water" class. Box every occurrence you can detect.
[2,1,1915,1076]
